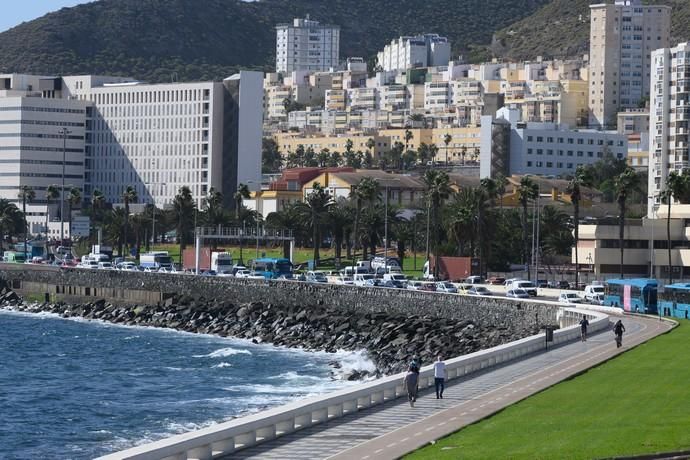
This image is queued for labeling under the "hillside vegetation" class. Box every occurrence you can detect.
[493,0,690,61]
[0,0,550,82]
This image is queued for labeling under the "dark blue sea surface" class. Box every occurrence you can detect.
[0,309,370,460]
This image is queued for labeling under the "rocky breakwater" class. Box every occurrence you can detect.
[2,287,541,377]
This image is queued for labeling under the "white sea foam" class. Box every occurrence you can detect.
[212,362,232,368]
[193,347,252,358]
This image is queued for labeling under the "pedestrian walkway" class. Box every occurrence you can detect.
[229,315,672,460]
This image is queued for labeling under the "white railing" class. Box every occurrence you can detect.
[96,306,610,460]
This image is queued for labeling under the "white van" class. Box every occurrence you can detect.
[506,280,538,296]
[584,284,605,302]
[354,274,376,286]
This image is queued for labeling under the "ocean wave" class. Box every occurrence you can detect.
[212,362,232,368]
[193,347,252,358]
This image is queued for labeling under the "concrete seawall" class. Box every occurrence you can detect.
[0,265,557,329]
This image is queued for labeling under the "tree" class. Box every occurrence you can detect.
[317,148,330,167]
[266,202,306,258]
[262,138,283,173]
[121,186,137,256]
[429,144,439,165]
[663,170,690,283]
[350,177,380,266]
[67,187,81,241]
[173,186,195,264]
[495,173,507,210]
[327,198,352,266]
[90,188,106,242]
[366,138,376,161]
[234,183,250,220]
[299,182,334,267]
[18,185,35,257]
[460,145,468,165]
[404,129,414,170]
[478,178,498,275]
[443,133,452,165]
[540,205,573,258]
[566,166,592,288]
[614,168,641,278]
[0,199,23,251]
[423,170,452,278]
[517,176,539,279]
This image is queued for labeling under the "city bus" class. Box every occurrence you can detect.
[251,258,293,279]
[658,283,690,319]
[604,278,658,314]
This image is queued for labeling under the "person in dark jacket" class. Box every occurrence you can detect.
[613,319,625,348]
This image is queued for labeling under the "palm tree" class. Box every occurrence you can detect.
[614,168,641,278]
[299,183,334,267]
[423,170,452,278]
[121,186,137,256]
[366,138,376,163]
[478,178,497,276]
[517,176,539,280]
[443,133,452,165]
[173,186,195,264]
[18,186,35,257]
[90,189,106,242]
[104,207,126,255]
[663,170,689,283]
[68,187,81,239]
[234,183,250,220]
[45,185,60,253]
[0,199,23,252]
[495,174,507,210]
[266,202,305,258]
[327,198,352,266]
[460,145,468,166]
[350,177,380,267]
[566,166,592,288]
[404,129,413,152]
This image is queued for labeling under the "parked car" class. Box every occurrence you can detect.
[363,278,382,287]
[549,280,571,289]
[436,281,458,293]
[468,286,493,296]
[558,292,582,304]
[506,289,530,299]
[506,280,538,296]
[234,269,252,278]
[97,262,115,270]
[456,284,472,295]
[406,281,424,291]
[381,280,404,289]
[117,261,138,271]
[465,276,483,284]
[420,282,437,292]
[536,279,548,288]
[587,294,605,305]
[77,260,99,270]
[306,271,328,283]
[487,276,505,285]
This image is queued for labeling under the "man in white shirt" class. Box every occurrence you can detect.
[433,355,447,399]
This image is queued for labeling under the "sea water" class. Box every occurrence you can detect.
[0,308,373,459]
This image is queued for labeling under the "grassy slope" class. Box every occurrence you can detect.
[408,321,690,460]
[493,0,690,62]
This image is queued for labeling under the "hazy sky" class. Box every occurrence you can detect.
[0,0,95,33]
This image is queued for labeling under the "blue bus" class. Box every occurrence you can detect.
[251,258,293,279]
[604,278,658,314]
[658,283,690,319]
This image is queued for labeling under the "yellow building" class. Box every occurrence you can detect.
[273,132,391,159]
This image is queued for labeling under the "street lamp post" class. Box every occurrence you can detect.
[58,128,71,244]
[145,182,166,249]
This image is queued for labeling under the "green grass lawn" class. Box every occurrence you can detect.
[151,244,426,277]
[407,321,690,460]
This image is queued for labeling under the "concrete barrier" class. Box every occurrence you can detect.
[95,306,609,460]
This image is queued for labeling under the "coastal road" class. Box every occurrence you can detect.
[228,314,672,460]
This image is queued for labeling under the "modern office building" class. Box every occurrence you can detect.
[275,17,340,74]
[62,71,263,209]
[648,42,690,216]
[0,74,88,238]
[588,0,671,128]
[480,108,627,179]
[377,34,451,72]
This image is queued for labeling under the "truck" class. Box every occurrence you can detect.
[182,248,232,272]
[584,284,605,302]
[423,256,479,282]
[140,251,174,270]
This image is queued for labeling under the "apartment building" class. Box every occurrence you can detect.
[377,34,451,72]
[275,17,340,74]
[273,132,391,160]
[63,72,263,209]
[648,42,690,216]
[480,108,627,179]
[0,74,88,238]
[588,0,671,128]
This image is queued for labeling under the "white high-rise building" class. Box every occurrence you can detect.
[62,72,263,209]
[0,74,88,239]
[648,42,690,216]
[275,17,340,74]
[377,34,451,72]
[588,0,670,128]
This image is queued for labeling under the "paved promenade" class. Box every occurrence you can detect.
[229,314,672,460]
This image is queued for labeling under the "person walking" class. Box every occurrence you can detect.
[613,319,625,348]
[579,317,590,342]
[433,355,447,399]
[403,365,419,407]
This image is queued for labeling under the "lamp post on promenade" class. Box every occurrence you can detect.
[58,128,71,244]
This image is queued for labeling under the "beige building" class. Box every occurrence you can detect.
[273,132,390,159]
[588,0,671,128]
[573,205,690,279]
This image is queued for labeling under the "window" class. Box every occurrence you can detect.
[568,138,574,144]
[546,162,553,168]
[537,149,543,155]
[527,148,533,154]
[577,138,584,144]
[567,150,574,156]
[537,136,544,142]
[577,151,584,157]
[527,135,533,141]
